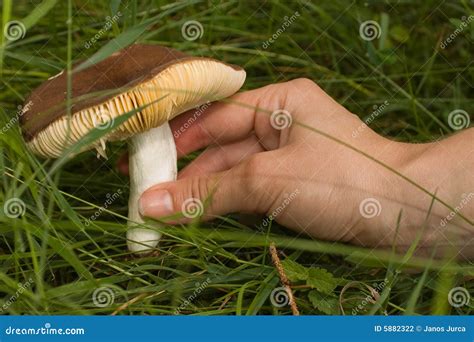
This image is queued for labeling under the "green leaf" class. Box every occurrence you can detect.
[308,290,339,315]
[29,226,93,281]
[306,268,338,294]
[22,0,58,29]
[378,12,389,50]
[281,259,308,282]
[110,0,122,16]
[246,273,279,315]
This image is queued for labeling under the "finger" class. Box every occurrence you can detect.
[170,81,295,157]
[139,155,272,221]
[178,135,264,178]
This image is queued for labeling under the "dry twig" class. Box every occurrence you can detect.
[269,243,300,315]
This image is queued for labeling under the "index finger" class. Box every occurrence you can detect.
[170,83,283,157]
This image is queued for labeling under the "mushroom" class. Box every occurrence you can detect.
[20,44,246,254]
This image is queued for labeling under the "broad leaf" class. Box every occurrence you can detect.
[306,268,338,294]
[308,290,339,315]
[281,258,308,282]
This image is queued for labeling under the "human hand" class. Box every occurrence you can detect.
[120,78,474,258]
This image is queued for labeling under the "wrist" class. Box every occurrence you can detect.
[376,139,474,258]
[401,140,473,220]
[350,137,457,246]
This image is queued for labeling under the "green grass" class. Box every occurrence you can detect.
[0,0,473,315]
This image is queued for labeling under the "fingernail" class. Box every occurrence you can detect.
[139,190,174,217]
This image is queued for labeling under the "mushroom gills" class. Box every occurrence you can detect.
[126,122,177,254]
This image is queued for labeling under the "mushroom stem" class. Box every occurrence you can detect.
[126,123,177,254]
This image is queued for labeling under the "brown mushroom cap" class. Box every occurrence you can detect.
[21,44,246,158]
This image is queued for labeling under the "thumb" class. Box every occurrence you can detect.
[139,156,270,221]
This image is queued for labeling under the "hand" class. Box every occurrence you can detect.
[120,78,474,259]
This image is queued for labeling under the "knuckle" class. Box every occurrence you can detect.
[288,77,321,93]
[258,83,287,111]
[176,177,208,207]
[256,79,318,113]
[289,77,317,90]
[285,78,322,110]
[191,176,210,202]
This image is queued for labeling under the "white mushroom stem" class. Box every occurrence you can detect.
[127,123,177,254]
